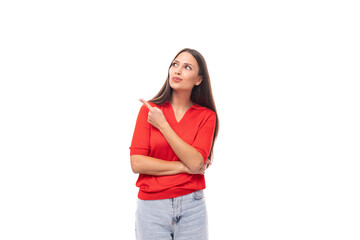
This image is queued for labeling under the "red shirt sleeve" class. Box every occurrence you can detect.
[129,105,151,156]
[192,111,216,162]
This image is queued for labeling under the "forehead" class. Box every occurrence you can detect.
[174,52,198,66]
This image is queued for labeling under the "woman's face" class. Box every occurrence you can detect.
[169,52,202,92]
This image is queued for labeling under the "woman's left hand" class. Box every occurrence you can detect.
[139,98,169,130]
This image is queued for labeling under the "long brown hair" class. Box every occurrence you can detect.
[149,48,219,163]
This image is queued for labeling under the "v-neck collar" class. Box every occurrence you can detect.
[164,101,200,123]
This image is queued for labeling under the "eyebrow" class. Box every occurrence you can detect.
[173,60,194,67]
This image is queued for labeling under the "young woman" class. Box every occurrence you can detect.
[129,48,219,240]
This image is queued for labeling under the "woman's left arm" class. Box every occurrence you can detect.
[139,99,205,173]
[159,123,204,173]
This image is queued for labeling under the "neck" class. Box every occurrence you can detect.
[169,91,193,110]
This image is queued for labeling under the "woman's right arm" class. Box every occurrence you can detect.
[131,155,188,176]
[131,155,205,176]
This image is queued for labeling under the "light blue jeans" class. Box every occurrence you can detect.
[135,190,208,240]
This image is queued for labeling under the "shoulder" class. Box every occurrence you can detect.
[192,104,216,119]
[192,103,215,114]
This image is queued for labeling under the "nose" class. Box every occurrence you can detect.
[175,66,182,75]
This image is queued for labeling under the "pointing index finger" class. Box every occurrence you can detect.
[139,98,153,110]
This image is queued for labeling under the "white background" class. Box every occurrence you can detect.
[1,0,359,239]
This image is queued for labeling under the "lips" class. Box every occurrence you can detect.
[172,77,182,82]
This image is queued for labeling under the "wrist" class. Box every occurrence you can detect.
[159,121,170,133]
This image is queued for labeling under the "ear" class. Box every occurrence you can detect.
[195,76,203,86]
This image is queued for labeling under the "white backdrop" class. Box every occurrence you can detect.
[1,0,359,239]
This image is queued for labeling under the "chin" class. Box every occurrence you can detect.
[170,87,192,93]
[169,81,180,90]
[170,81,193,92]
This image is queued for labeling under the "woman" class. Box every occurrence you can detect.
[129,48,219,240]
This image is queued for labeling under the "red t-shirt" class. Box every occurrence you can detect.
[129,101,216,200]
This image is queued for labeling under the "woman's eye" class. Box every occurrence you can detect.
[172,62,191,70]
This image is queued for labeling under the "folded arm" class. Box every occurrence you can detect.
[158,124,204,172]
[130,155,204,176]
